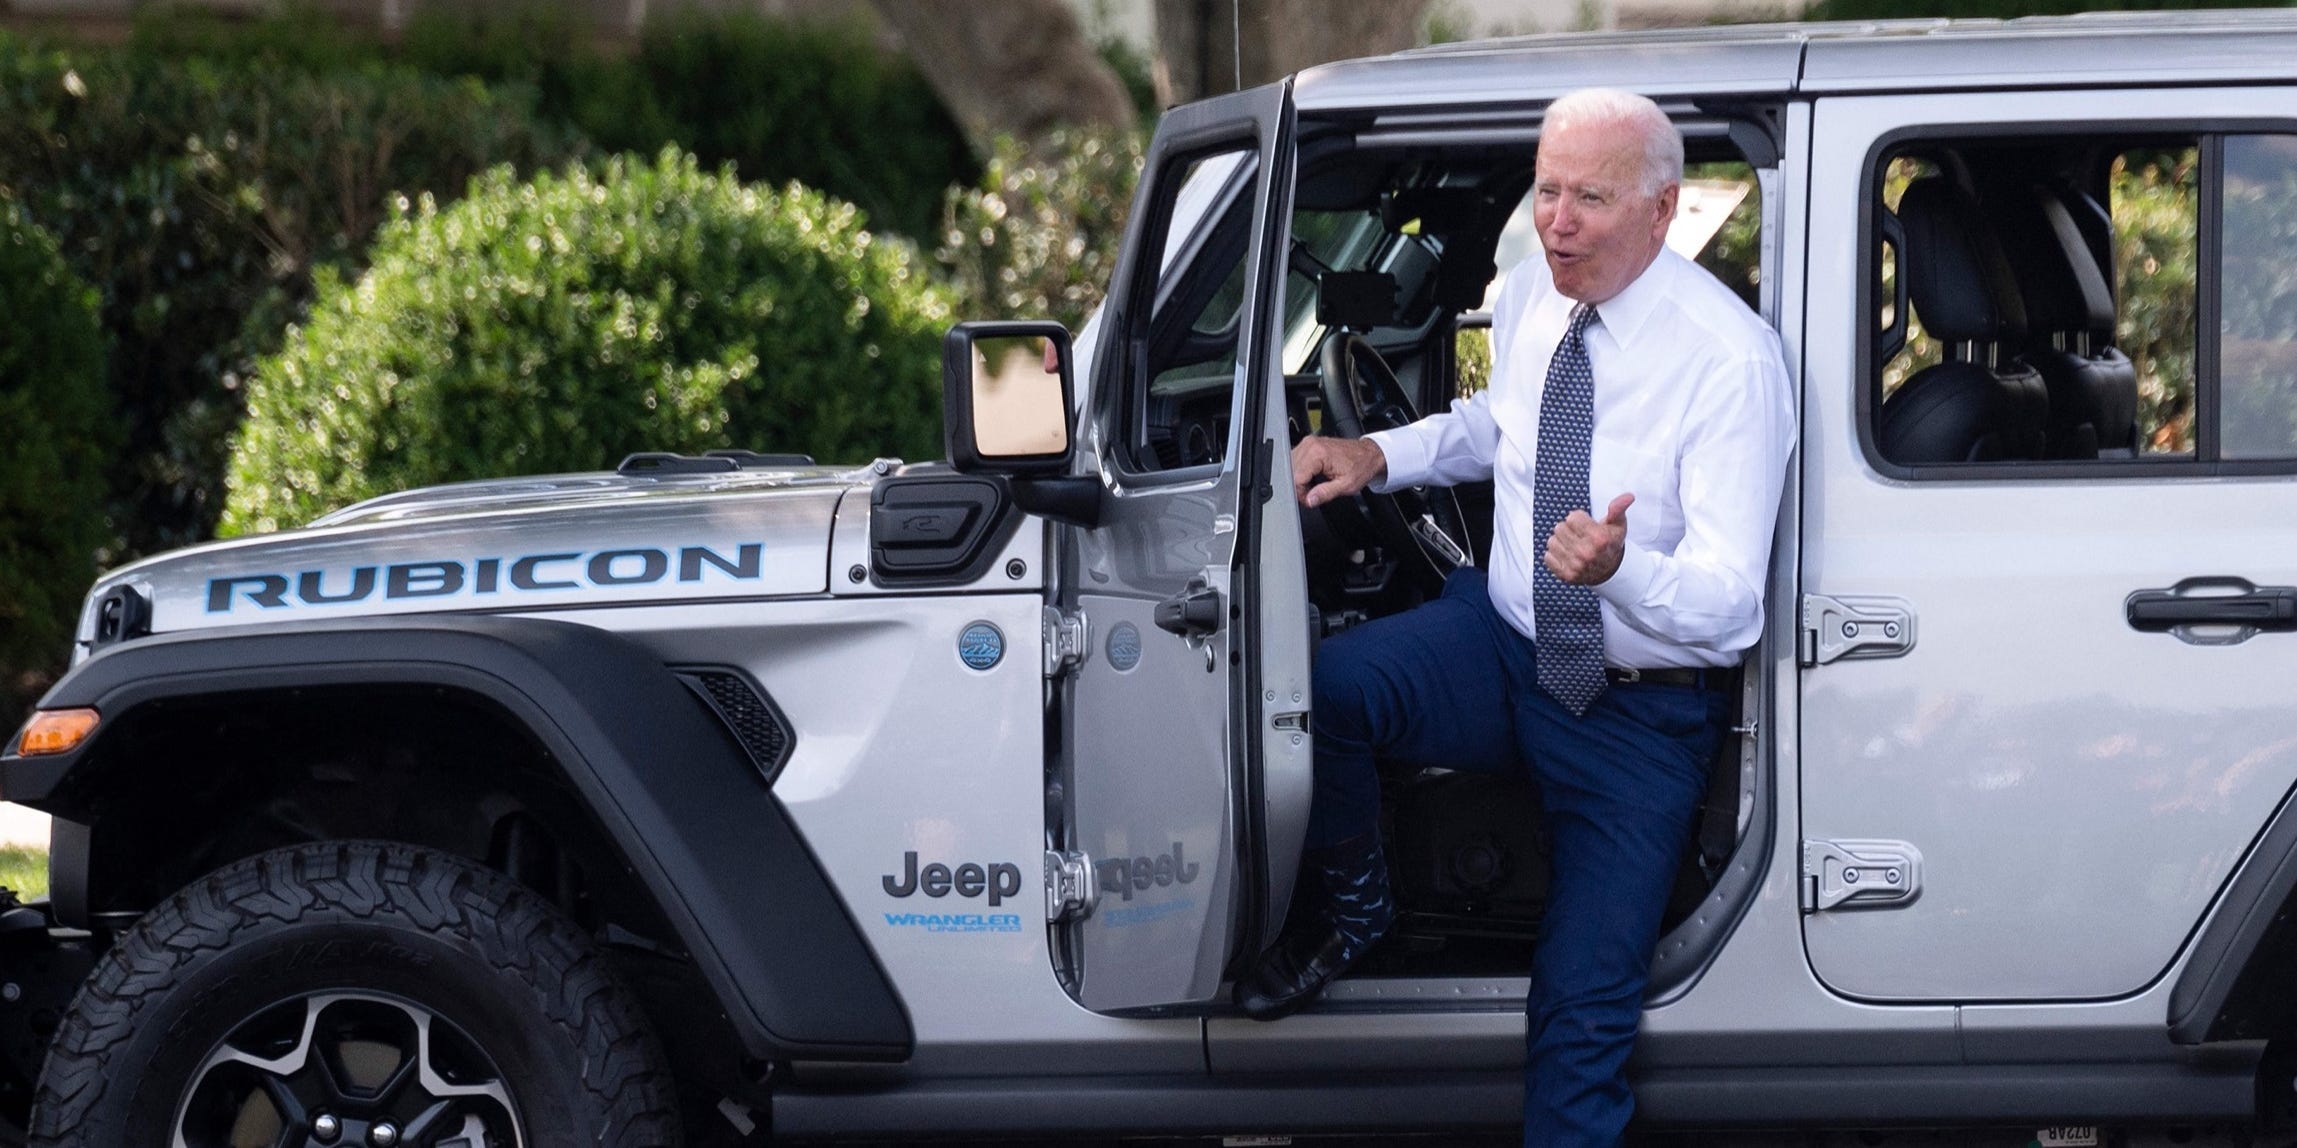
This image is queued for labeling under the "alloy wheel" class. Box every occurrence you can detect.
[170,991,523,1148]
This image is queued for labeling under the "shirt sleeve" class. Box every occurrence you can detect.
[1593,344,1797,652]
[1365,388,1501,490]
[1364,257,1536,491]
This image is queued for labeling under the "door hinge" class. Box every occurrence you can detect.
[1044,606,1089,679]
[1800,839,1922,913]
[1045,849,1099,923]
[1799,594,1917,667]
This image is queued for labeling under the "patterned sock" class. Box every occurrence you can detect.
[1311,834,1395,964]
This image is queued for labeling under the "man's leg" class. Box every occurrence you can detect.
[1514,681,1725,1147]
[1306,569,1526,850]
[1240,569,1524,1019]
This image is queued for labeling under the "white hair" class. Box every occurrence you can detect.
[1542,88,1684,197]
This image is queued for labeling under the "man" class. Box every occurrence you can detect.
[1236,88,1796,1145]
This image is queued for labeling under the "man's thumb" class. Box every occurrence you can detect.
[1604,492,1635,526]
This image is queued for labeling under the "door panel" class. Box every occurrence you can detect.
[1800,89,2297,1001]
[1063,83,1299,1014]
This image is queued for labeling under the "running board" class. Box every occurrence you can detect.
[773,1062,2254,1139]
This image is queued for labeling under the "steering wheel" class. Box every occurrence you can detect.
[1315,332,1476,590]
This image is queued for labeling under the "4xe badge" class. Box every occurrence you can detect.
[958,621,1004,671]
[882,852,1025,934]
[1105,622,1142,672]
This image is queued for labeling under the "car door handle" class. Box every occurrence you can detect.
[1154,579,1223,639]
[2126,577,2297,643]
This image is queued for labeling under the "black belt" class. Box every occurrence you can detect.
[1605,666,1717,689]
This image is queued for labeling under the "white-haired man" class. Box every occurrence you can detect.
[1237,88,1796,1145]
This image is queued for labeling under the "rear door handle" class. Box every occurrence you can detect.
[2126,577,2297,644]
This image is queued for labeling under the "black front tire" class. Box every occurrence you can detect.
[29,841,680,1147]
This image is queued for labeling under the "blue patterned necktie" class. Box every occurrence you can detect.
[1533,303,1606,717]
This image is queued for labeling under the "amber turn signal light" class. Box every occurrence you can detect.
[15,708,98,757]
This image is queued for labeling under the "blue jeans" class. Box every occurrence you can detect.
[1307,568,1727,1148]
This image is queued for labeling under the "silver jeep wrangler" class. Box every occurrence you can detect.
[8,12,2297,1146]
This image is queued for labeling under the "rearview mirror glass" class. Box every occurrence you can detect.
[942,320,1076,475]
[969,334,1069,458]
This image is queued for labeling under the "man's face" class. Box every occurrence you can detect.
[1532,119,1678,304]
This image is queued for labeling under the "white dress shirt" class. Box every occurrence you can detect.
[1366,247,1795,669]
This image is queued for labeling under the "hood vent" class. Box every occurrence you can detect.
[618,450,816,476]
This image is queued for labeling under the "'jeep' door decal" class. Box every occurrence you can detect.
[881,852,1026,935]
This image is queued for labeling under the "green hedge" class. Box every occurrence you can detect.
[0,32,578,557]
[400,6,974,241]
[221,150,951,535]
[1,7,982,558]
[121,5,976,240]
[937,127,1145,334]
[0,199,110,709]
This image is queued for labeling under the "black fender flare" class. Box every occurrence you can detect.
[0,615,912,1062]
[2171,780,2297,1044]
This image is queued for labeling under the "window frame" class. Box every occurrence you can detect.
[1853,116,2297,482]
[1106,142,1264,485]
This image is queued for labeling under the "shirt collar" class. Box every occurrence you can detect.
[1587,247,1676,350]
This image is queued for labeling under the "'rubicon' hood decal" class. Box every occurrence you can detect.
[86,467,863,640]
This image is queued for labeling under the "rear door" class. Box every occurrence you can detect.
[1798,87,2297,1000]
[1058,81,1311,1014]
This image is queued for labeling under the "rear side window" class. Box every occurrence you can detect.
[2220,134,2297,460]
[1866,130,2294,474]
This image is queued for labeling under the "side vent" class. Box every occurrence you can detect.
[869,473,1017,586]
[675,668,796,784]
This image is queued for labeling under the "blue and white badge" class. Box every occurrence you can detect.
[1105,621,1142,673]
[958,621,1004,671]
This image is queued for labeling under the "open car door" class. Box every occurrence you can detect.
[1054,79,1310,1015]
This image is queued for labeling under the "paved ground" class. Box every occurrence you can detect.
[833,1130,2270,1146]
[0,804,47,848]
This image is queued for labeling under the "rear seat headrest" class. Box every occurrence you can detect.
[1999,185,2116,339]
[2048,178,2118,318]
[1898,176,2028,346]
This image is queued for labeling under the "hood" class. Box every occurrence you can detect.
[82,464,873,648]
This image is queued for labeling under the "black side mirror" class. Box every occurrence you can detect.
[943,320,1076,476]
[941,319,1101,528]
